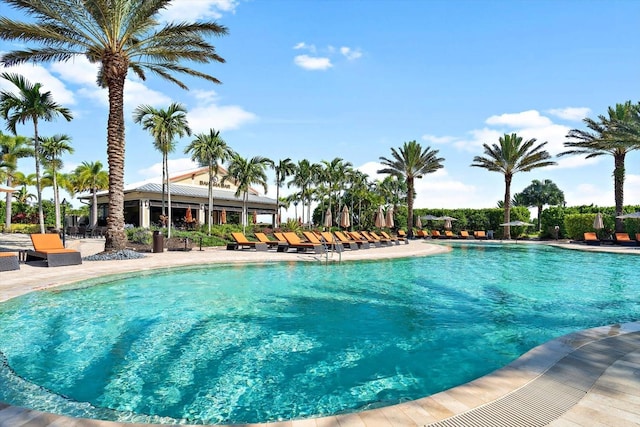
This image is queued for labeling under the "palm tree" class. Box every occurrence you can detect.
[0,1,228,250]
[378,140,444,239]
[321,157,353,226]
[133,102,191,238]
[0,73,73,233]
[72,161,109,228]
[272,158,296,228]
[471,133,556,239]
[184,128,234,234]
[559,102,640,232]
[517,179,565,231]
[223,154,272,234]
[40,134,74,231]
[288,160,315,226]
[0,132,32,229]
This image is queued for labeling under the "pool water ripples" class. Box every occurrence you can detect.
[0,244,638,424]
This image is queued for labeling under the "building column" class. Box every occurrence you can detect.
[141,199,151,228]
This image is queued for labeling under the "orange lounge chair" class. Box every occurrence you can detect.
[474,231,487,239]
[230,232,268,251]
[614,233,637,246]
[26,233,82,267]
[304,231,344,252]
[254,232,287,250]
[397,230,407,238]
[431,230,442,239]
[350,231,381,247]
[318,231,348,251]
[380,231,404,245]
[583,232,600,246]
[280,232,324,254]
[0,252,20,271]
[334,231,368,249]
[443,230,458,239]
[415,229,428,238]
[459,230,471,239]
[362,231,392,246]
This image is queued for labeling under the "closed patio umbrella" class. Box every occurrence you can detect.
[444,218,452,229]
[375,206,386,228]
[415,215,422,229]
[252,210,257,224]
[221,209,227,224]
[323,207,332,228]
[593,212,604,229]
[185,207,193,223]
[385,207,394,228]
[340,206,351,228]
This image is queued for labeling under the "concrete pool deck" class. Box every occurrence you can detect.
[1,233,639,426]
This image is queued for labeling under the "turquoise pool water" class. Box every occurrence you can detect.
[0,244,638,424]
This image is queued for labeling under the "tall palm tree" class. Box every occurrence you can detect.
[72,161,109,228]
[0,73,73,233]
[517,179,565,231]
[471,133,556,239]
[133,102,191,238]
[559,102,640,232]
[184,128,234,234]
[288,159,314,226]
[0,132,32,229]
[0,0,228,250]
[321,157,353,226]
[378,140,444,239]
[40,133,74,231]
[223,154,272,234]
[272,158,296,228]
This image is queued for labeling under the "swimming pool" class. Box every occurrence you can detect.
[0,244,637,424]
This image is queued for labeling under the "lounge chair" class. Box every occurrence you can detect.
[254,232,287,250]
[380,231,404,244]
[279,232,324,254]
[614,233,637,246]
[459,230,471,239]
[334,231,367,249]
[230,232,268,251]
[415,229,428,238]
[0,252,20,271]
[304,231,344,252]
[366,231,393,246]
[474,231,487,239]
[431,230,443,239]
[583,232,600,246]
[350,231,381,247]
[443,230,458,239]
[27,233,82,267]
[397,230,407,238]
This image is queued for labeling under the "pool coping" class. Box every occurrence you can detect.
[1,235,640,426]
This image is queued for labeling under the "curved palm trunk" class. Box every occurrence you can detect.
[104,63,128,251]
[614,153,625,232]
[407,177,414,238]
[504,174,512,239]
[167,164,172,239]
[274,173,280,228]
[536,204,543,231]
[32,117,45,234]
[91,188,98,228]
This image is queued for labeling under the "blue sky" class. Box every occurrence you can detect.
[1,0,639,219]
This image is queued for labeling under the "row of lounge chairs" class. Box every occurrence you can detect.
[412,229,488,239]
[584,232,640,246]
[230,230,407,253]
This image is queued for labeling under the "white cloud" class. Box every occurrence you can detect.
[486,110,553,128]
[0,62,76,105]
[340,46,363,60]
[187,104,256,133]
[159,0,239,21]
[138,158,199,180]
[123,79,172,110]
[422,134,456,144]
[293,42,316,53]
[564,183,612,207]
[453,127,504,152]
[547,107,591,121]
[294,55,333,71]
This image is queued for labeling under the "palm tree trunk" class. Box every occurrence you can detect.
[504,174,512,239]
[167,163,172,239]
[614,153,625,233]
[208,164,213,234]
[275,173,280,228]
[52,167,61,231]
[104,61,128,251]
[32,118,45,234]
[5,177,12,230]
[537,205,542,231]
[407,178,414,239]
[161,155,166,216]
[91,188,98,228]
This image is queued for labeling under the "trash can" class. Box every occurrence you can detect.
[153,230,164,253]
[487,230,494,239]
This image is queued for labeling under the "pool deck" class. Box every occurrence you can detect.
[1,233,639,426]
